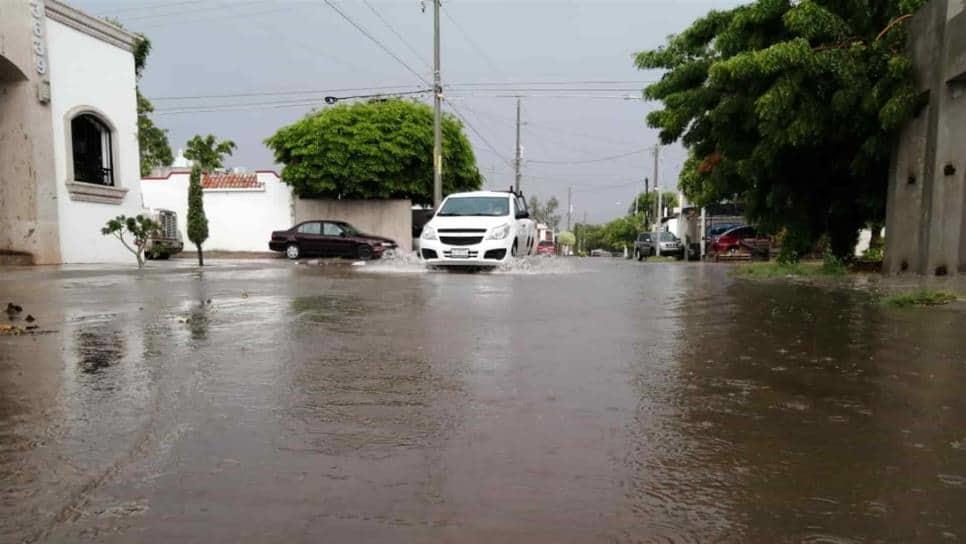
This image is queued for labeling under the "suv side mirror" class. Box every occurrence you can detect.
[516,211,529,219]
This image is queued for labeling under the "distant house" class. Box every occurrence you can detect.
[1,1,146,264]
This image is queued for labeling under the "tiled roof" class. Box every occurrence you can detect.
[202,172,263,190]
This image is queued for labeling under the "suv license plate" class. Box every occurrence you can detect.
[451,248,469,258]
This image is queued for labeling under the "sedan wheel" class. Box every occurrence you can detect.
[286,244,300,260]
[357,244,374,260]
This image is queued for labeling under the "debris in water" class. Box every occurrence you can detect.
[6,302,23,317]
[351,261,366,267]
[0,324,25,335]
[25,314,35,323]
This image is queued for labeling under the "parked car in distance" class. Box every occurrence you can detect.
[536,240,556,256]
[710,225,758,255]
[269,220,397,260]
[590,249,613,257]
[144,208,183,260]
[418,189,536,267]
[635,231,684,260]
[706,222,744,242]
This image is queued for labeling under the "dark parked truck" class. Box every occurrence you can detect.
[269,220,397,260]
[144,208,184,260]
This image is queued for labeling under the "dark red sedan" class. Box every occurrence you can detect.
[536,240,557,256]
[269,221,397,260]
[710,226,757,255]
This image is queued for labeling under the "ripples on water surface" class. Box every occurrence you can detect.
[0,258,964,543]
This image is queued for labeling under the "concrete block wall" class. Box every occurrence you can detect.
[295,198,413,252]
[885,0,966,275]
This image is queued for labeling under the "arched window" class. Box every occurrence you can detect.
[71,113,114,186]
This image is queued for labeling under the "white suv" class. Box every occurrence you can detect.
[419,190,536,266]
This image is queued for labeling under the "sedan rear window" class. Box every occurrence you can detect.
[438,197,510,217]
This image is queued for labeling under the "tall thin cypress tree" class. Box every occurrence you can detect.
[186,165,209,266]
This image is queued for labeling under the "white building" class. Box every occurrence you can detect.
[1,1,146,264]
[141,169,295,253]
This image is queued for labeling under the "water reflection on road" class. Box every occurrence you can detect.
[0,258,964,543]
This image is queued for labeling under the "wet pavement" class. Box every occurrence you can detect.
[1,257,965,543]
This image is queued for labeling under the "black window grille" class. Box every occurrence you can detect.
[71,114,114,186]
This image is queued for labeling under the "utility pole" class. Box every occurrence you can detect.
[514,98,522,193]
[654,144,661,257]
[567,185,572,232]
[432,0,443,209]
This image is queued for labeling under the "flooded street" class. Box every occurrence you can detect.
[2,258,965,543]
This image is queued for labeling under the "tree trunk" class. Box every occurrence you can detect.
[196,243,204,267]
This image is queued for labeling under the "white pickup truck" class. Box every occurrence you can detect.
[418,190,536,267]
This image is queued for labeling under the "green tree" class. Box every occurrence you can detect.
[264,99,483,204]
[184,134,237,172]
[557,231,576,248]
[527,195,562,230]
[105,18,173,176]
[636,0,927,259]
[101,214,159,269]
[186,165,209,266]
[628,191,679,226]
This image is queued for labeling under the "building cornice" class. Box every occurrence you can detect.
[45,0,139,52]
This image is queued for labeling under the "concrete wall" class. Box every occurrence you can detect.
[885,0,966,275]
[141,171,294,252]
[295,198,413,252]
[47,16,144,263]
[0,0,61,264]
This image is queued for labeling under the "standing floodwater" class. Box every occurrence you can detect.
[1,258,964,542]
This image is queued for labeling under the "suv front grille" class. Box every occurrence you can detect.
[440,236,483,246]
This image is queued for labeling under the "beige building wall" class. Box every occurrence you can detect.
[0,0,61,264]
[295,199,413,252]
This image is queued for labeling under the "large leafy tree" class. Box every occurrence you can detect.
[106,18,174,177]
[636,0,927,259]
[184,134,237,172]
[265,99,483,204]
[628,191,679,227]
[527,195,562,230]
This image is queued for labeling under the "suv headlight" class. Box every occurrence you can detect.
[486,223,511,240]
[421,225,437,240]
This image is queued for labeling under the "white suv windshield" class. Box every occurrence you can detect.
[438,196,510,217]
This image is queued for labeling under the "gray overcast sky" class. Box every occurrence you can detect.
[77,0,742,223]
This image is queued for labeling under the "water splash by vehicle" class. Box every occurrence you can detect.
[356,252,579,275]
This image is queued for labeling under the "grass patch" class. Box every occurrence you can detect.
[731,260,846,278]
[882,289,958,308]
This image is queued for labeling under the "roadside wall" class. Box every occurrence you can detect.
[141,171,294,252]
[885,0,966,274]
[295,198,412,252]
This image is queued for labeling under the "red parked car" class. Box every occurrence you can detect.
[536,240,556,256]
[269,220,397,260]
[710,226,757,255]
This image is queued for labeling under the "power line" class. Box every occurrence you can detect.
[321,0,430,86]
[360,0,431,71]
[135,3,307,30]
[104,0,207,16]
[443,99,514,166]
[528,147,652,165]
[122,0,272,21]
[150,84,426,102]
[153,89,430,115]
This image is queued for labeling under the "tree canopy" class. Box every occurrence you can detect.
[636,0,927,258]
[185,134,237,172]
[528,195,562,230]
[264,99,483,204]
